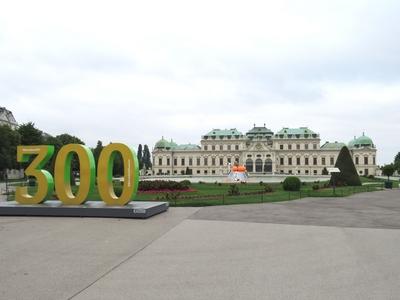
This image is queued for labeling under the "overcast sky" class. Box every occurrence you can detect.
[1,0,399,164]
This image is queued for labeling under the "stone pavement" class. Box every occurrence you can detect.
[1,190,400,299]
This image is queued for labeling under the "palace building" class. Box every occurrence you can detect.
[152,125,378,176]
[0,107,18,129]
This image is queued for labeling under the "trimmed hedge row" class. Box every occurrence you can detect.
[138,180,191,191]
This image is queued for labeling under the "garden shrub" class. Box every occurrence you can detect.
[228,184,240,196]
[283,176,301,191]
[263,184,273,193]
[329,146,361,186]
[312,184,320,190]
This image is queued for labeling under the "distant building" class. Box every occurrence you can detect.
[0,107,24,180]
[152,125,378,176]
[0,107,18,129]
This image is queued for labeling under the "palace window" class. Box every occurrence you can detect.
[280,145,284,150]
[288,157,292,165]
[189,158,193,166]
[280,157,284,165]
[322,157,325,165]
[288,144,292,150]
[227,157,231,163]
[219,157,224,165]
[204,170,208,174]
[212,157,216,165]
[235,145,239,150]
[305,144,309,150]
[373,156,376,165]
[296,144,300,150]
[197,158,200,166]
[227,145,231,151]
[204,145,208,150]
[181,158,185,166]
[305,170,309,175]
[158,158,162,165]
[212,170,216,174]
[197,170,200,174]
[313,144,317,150]
[219,145,223,150]
[212,145,215,151]
[364,156,368,165]
[330,157,334,165]
[174,158,177,166]
[296,157,300,165]
[305,157,309,165]
[204,158,208,166]
[313,157,317,165]
[167,158,170,166]
[355,156,359,165]
[313,170,317,175]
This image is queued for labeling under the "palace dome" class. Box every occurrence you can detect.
[348,133,374,148]
[155,137,171,149]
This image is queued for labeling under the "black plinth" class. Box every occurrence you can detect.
[0,200,169,219]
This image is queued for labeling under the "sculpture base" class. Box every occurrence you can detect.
[0,200,169,219]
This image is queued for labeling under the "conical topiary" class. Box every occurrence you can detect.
[329,146,361,186]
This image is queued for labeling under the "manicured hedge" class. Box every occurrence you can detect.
[283,176,301,191]
[138,180,191,191]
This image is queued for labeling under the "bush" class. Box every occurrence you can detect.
[330,146,361,186]
[263,184,273,193]
[368,175,375,179]
[312,184,320,190]
[259,181,264,185]
[322,167,329,175]
[138,180,191,191]
[283,176,301,191]
[228,184,240,196]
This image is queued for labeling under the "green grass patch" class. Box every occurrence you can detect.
[6,180,386,206]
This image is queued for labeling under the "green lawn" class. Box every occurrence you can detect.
[6,179,387,207]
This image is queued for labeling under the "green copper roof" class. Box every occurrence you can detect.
[321,141,346,150]
[204,128,243,137]
[246,125,274,136]
[173,144,201,150]
[348,133,374,148]
[275,127,319,138]
[155,137,171,149]
[154,137,200,150]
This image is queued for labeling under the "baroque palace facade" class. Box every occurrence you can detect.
[152,125,378,176]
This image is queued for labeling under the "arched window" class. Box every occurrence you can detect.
[245,159,253,172]
[264,159,273,173]
[255,159,263,172]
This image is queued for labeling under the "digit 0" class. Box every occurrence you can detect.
[15,145,55,204]
[54,144,95,205]
[97,143,139,206]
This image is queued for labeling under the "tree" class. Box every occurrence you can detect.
[137,144,143,170]
[381,164,395,180]
[329,146,361,186]
[394,152,400,173]
[92,140,104,173]
[0,125,21,180]
[322,167,329,175]
[142,145,152,170]
[17,122,44,145]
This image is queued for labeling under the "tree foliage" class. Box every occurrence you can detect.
[381,164,395,180]
[17,122,44,145]
[137,144,143,170]
[142,144,152,170]
[329,146,361,186]
[0,125,21,179]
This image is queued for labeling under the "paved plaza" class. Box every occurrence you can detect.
[1,189,400,299]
